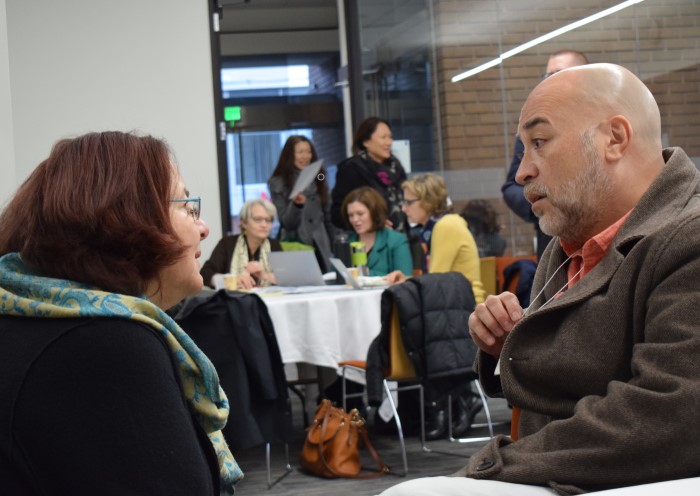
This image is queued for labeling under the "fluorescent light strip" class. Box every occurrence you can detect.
[451,0,645,83]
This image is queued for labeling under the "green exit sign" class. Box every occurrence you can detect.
[224,106,241,122]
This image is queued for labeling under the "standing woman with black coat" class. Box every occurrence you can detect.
[268,135,335,271]
[331,117,408,233]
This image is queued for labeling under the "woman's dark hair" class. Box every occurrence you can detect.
[269,135,328,205]
[351,117,392,156]
[340,186,388,232]
[0,131,186,296]
[460,200,501,234]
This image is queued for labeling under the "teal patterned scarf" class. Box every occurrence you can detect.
[0,252,243,485]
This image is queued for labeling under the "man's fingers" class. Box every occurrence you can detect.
[484,292,523,333]
[500,291,524,321]
[468,292,524,353]
[468,324,503,358]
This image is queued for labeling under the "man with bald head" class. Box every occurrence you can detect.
[502,50,589,259]
[380,64,700,495]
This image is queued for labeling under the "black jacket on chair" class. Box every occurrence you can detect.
[366,272,477,406]
[170,290,293,452]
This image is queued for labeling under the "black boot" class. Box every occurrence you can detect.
[451,392,483,438]
[425,401,447,440]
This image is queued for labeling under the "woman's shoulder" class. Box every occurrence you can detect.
[337,155,373,175]
[216,234,240,249]
[67,318,169,350]
[338,155,362,167]
[382,228,408,244]
[436,213,468,230]
[268,174,285,190]
[2,317,172,378]
[269,172,296,193]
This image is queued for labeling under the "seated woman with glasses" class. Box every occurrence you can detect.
[0,131,241,493]
[387,173,486,440]
[387,173,485,303]
[340,187,413,277]
[200,199,281,289]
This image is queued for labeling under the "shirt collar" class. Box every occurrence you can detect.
[560,210,633,271]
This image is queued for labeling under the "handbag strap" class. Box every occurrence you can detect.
[317,407,390,479]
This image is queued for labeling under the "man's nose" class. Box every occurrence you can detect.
[515,151,537,185]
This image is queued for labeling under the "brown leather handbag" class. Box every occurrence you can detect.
[300,399,390,478]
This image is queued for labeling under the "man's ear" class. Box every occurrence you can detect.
[604,115,632,162]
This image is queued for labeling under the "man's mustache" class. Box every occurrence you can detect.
[523,183,549,204]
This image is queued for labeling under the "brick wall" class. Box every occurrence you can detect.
[433,0,700,256]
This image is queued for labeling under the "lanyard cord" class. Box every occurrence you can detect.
[525,249,583,316]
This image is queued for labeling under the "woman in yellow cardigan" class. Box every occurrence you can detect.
[387,172,486,439]
[387,173,485,303]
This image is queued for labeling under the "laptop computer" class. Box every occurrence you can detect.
[269,251,326,286]
[330,257,392,290]
[329,257,362,289]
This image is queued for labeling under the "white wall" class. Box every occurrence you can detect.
[0,0,16,207]
[2,0,222,259]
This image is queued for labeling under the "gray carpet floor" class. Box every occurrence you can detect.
[227,393,511,495]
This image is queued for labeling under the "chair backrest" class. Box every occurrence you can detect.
[279,241,315,252]
[386,303,416,380]
[172,290,293,451]
[495,255,537,293]
[480,257,497,296]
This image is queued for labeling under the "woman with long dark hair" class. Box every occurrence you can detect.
[268,135,335,271]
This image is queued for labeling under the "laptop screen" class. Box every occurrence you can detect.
[268,251,326,286]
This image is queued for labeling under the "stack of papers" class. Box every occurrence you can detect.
[288,159,324,199]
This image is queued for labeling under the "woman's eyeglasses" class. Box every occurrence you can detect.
[170,197,201,221]
[250,216,274,224]
[401,198,419,207]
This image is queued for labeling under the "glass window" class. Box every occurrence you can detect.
[356,0,700,256]
[221,65,310,93]
[219,53,346,232]
[226,129,313,219]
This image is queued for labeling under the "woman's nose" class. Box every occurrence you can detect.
[197,219,209,240]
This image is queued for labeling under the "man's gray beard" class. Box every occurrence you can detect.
[537,129,615,244]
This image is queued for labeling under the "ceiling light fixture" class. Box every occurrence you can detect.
[451,0,645,83]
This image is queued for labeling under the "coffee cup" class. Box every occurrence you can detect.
[346,267,360,286]
[223,274,239,290]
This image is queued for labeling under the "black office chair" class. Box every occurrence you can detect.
[340,272,495,474]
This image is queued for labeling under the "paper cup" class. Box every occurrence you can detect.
[223,274,239,290]
[346,267,360,285]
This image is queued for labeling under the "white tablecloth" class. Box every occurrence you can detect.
[260,287,384,369]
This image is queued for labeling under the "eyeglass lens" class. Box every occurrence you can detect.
[251,216,273,224]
